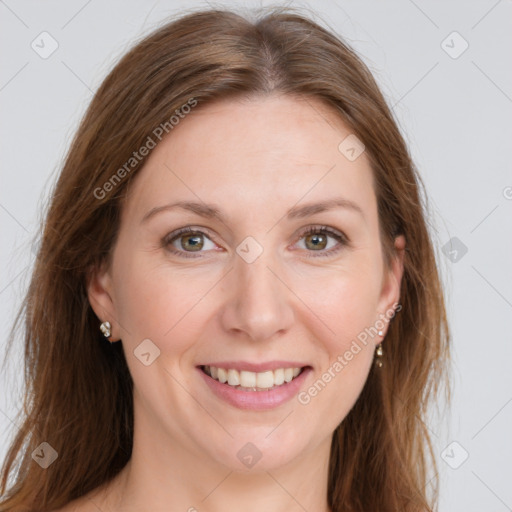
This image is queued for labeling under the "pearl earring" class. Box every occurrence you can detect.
[375,330,384,367]
[99,321,112,339]
[375,343,384,367]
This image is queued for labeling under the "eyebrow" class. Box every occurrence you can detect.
[140,197,365,224]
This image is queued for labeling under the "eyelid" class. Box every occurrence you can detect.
[295,225,347,242]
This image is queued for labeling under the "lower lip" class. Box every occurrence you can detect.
[197,366,312,411]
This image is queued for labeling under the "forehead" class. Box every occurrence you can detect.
[122,94,376,224]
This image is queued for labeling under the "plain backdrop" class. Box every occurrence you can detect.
[1,1,511,510]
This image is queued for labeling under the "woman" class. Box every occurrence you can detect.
[0,6,450,512]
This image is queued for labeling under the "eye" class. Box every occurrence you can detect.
[293,225,348,257]
[163,225,348,259]
[164,227,218,258]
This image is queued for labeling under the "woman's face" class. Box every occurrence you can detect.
[89,94,404,473]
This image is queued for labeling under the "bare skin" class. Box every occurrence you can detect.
[57,94,405,512]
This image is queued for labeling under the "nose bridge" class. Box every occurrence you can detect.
[220,243,295,341]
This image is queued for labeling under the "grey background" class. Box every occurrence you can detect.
[1,0,511,510]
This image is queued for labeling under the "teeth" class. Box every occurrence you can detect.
[204,365,304,390]
[227,369,240,386]
[217,367,227,384]
[274,368,285,386]
[256,371,274,389]
[240,370,256,388]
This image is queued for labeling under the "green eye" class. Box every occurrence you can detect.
[295,226,347,257]
[163,225,348,259]
[165,227,217,258]
[177,232,205,251]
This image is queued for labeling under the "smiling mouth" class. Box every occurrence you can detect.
[200,365,307,392]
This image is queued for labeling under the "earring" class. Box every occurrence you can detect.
[375,343,383,367]
[99,321,112,340]
[375,330,384,367]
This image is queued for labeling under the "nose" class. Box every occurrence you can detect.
[219,250,295,342]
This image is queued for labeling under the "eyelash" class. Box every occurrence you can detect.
[163,225,348,259]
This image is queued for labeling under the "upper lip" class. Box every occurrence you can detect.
[198,361,310,372]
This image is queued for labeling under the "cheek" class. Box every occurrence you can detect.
[294,259,381,349]
[112,249,217,352]
[290,259,380,410]
[297,272,377,426]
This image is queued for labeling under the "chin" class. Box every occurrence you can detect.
[203,428,311,473]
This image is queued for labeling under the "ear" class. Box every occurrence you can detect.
[86,262,120,341]
[376,234,406,332]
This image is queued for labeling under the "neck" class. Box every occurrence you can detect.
[100,414,333,512]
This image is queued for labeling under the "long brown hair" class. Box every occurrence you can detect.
[0,6,450,511]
